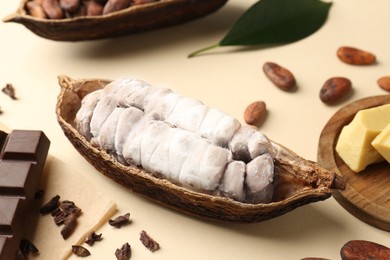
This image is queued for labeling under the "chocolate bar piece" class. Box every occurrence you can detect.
[0,130,50,260]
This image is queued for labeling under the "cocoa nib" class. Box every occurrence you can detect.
[115,242,131,260]
[85,231,103,246]
[61,213,78,239]
[39,195,60,214]
[72,245,91,257]
[139,230,160,252]
[2,83,17,100]
[108,213,130,228]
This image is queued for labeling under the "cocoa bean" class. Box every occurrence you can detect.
[26,1,47,18]
[377,76,390,92]
[337,46,376,65]
[60,0,80,13]
[319,77,352,104]
[84,0,104,16]
[244,101,267,126]
[340,240,390,260]
[102,0,131,15]
[263,62,296,91]
[41,0,64,19]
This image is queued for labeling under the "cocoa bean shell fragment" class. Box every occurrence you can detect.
[4,0,228,41]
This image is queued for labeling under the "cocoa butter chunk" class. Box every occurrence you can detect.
[0,130,50,259]
[139,230,160,252]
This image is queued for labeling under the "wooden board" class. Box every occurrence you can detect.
[317,95,390,232]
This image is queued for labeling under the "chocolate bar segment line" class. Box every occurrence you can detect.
[0,130,50,260]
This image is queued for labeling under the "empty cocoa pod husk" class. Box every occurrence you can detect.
[3,0,228,41]
[55,75,344,222]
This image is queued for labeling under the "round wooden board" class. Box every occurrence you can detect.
[317,95,390,232]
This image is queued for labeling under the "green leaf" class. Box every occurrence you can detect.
[188,0,332,57]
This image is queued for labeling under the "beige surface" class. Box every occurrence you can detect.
[1,0,389,259]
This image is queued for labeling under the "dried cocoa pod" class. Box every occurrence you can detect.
[26,1,47,18]
[102,0,131,15]
[5,0,228,41]
[41,0,64,19]
[377,76,390,92]
[263,62,296,91]
[340,240,390,260]
[55,75,344,222]
[244,101,267,127]
[319,77,352,104]
[337,46,376,65]
[60,0,80,13]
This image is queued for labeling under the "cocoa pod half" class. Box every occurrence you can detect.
[4,0,229,41]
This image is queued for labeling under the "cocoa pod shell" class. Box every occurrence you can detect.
[55,75,343,222]
[3,0,228,41]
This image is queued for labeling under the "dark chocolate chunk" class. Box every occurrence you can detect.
[0,130,50,260]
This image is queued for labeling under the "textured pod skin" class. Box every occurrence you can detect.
[263,62,296,91]
[340,240,390,260]
[4,0,228,41]
[320,77,352,104]
[56,75,343,222]
[337,46,376,65]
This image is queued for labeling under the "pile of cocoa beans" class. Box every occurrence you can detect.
[26,0,160,19]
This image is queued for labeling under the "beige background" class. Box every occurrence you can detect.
[1,0,390,259]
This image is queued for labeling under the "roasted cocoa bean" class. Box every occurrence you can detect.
[26,1,47,18]
[337,46,376,65]
[319,77,352,104]
[340,240,390,260]
[377,76,390,92]
[244,101,267,127]
[263,62,296,91]
[41,0,64,19]
[102,0,131,15]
